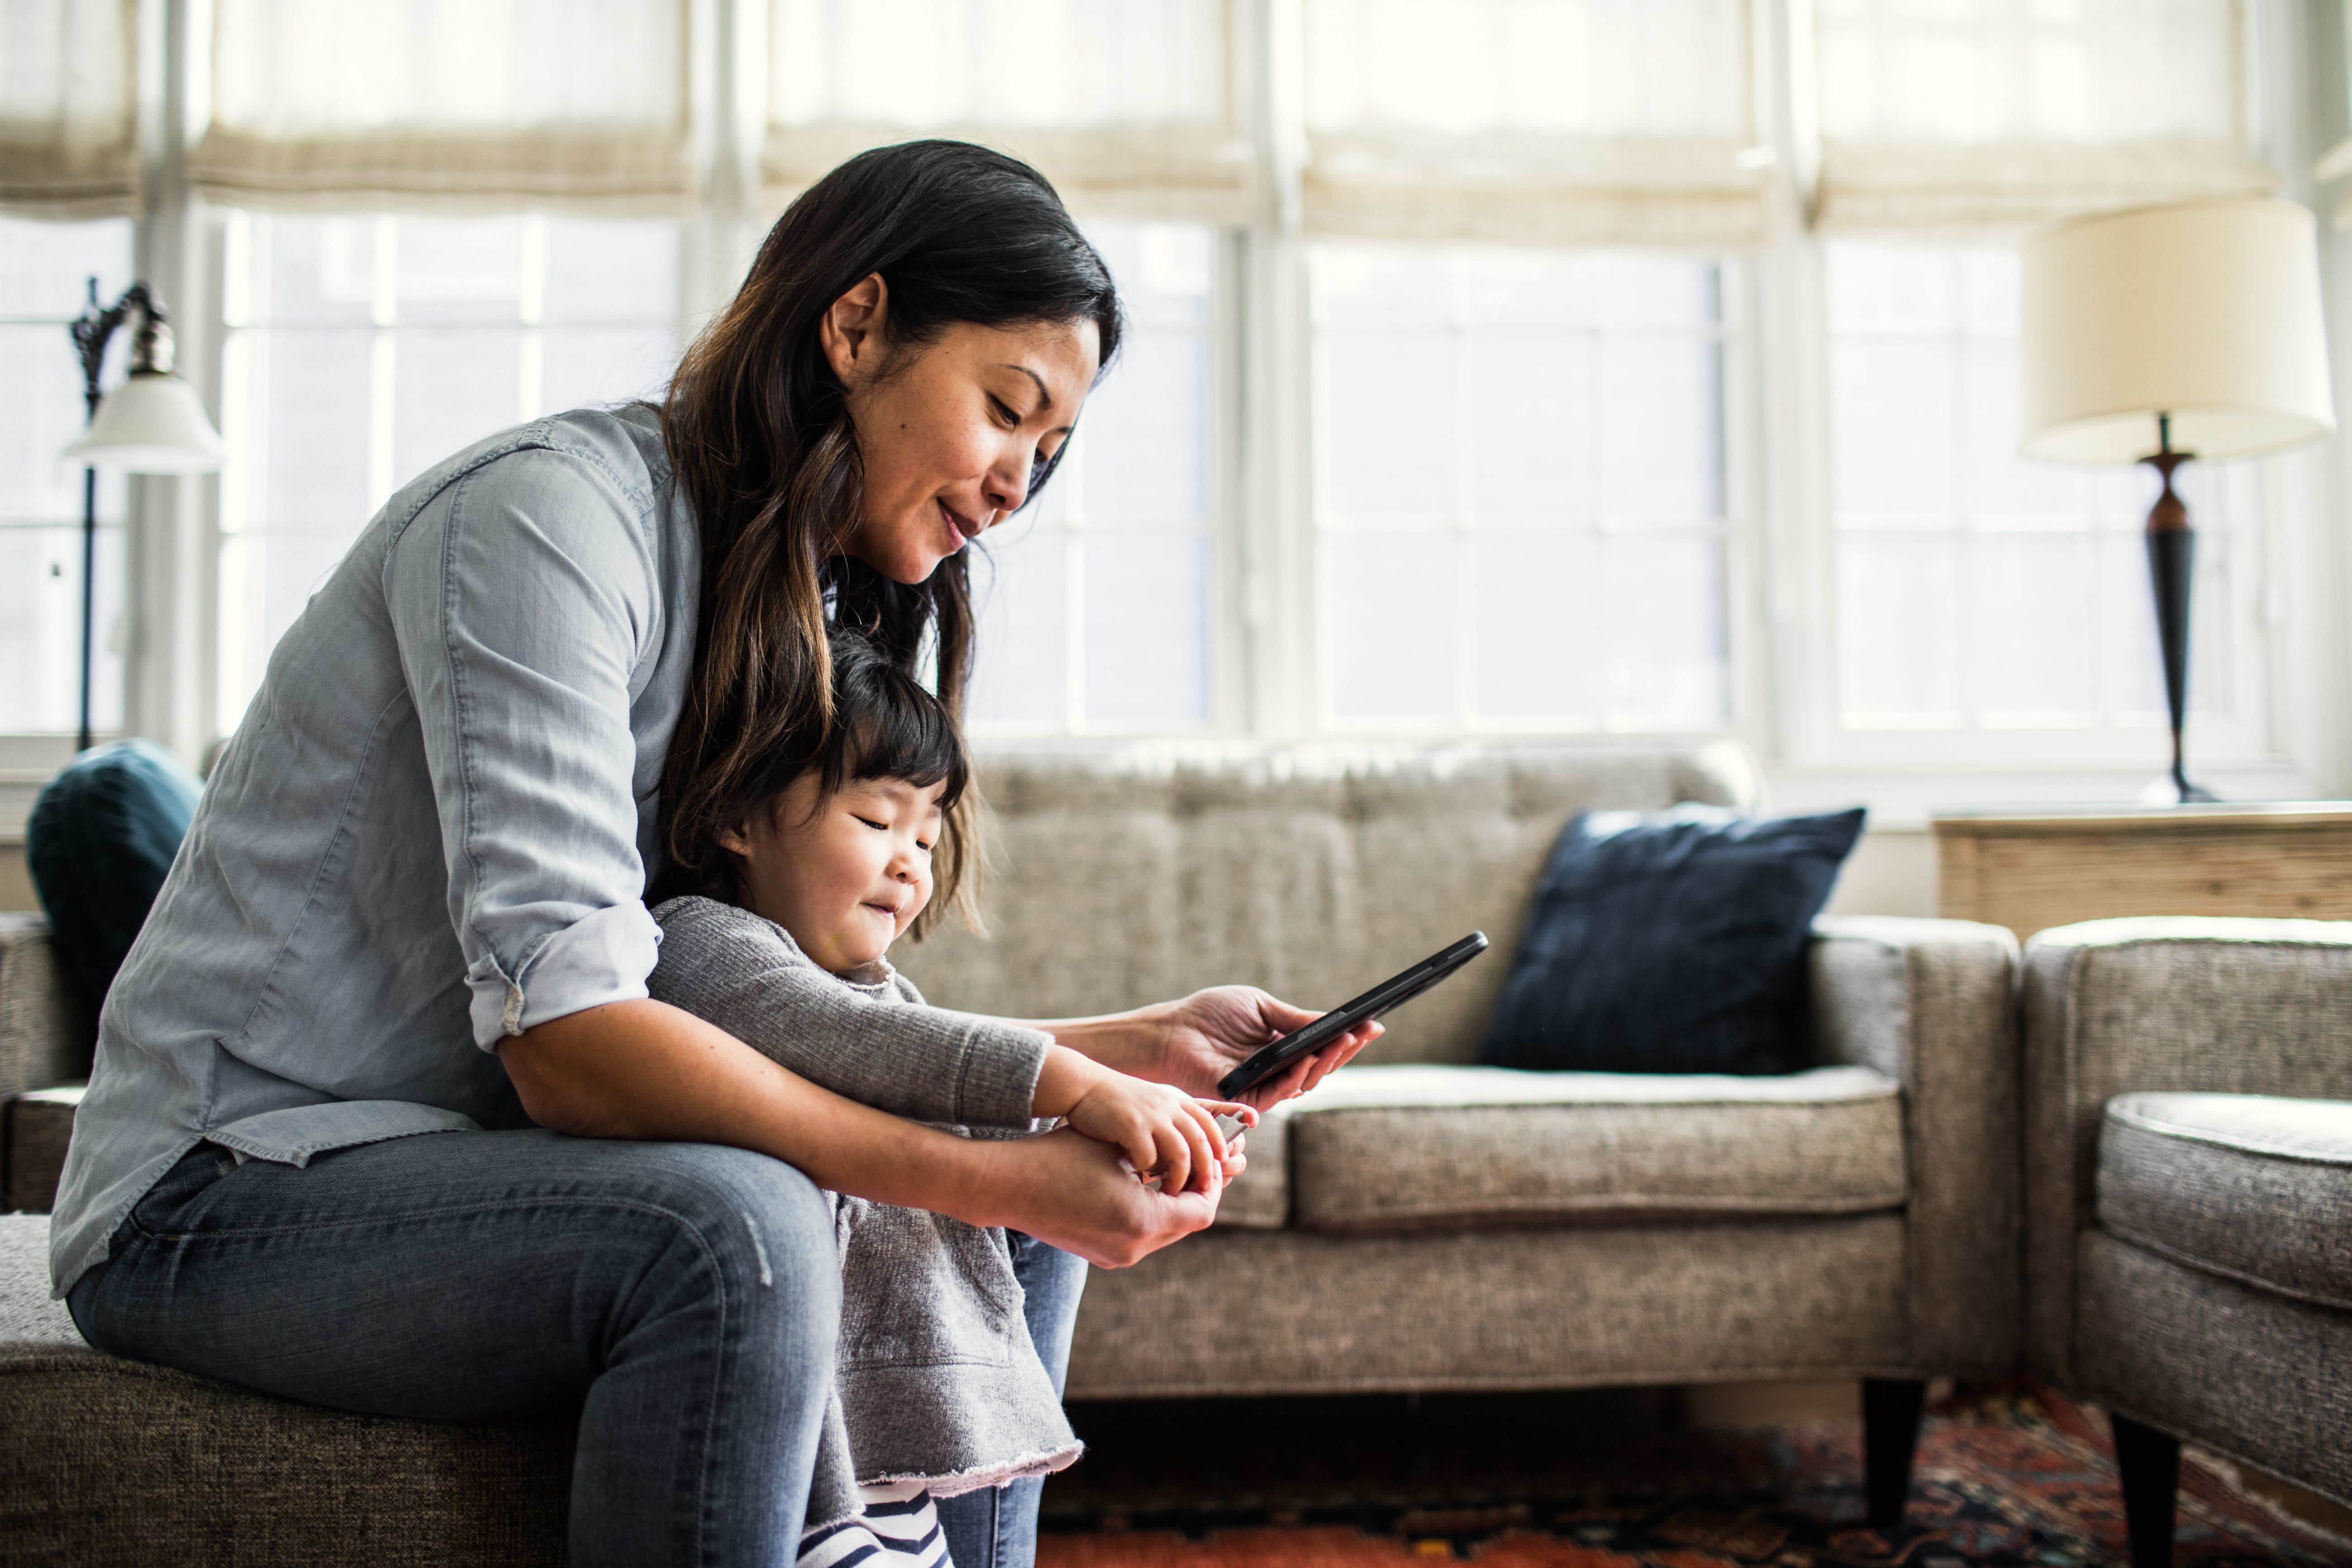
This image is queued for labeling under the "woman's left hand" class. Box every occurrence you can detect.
[1122,986,1381,1112]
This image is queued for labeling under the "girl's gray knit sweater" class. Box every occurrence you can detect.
[647,895,1083,1529]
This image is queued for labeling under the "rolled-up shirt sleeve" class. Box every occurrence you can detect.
[384,446,666,1050]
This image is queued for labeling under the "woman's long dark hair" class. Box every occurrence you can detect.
[665,627,973,910]
[657,140,1121,936]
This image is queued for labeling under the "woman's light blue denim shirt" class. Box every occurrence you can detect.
[50,405,700,1296]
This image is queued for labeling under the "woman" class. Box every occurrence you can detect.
[50,142,1367,1568]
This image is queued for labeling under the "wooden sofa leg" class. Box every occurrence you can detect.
[2111,1412,2180,1568]
[1862,1378,1927,1529]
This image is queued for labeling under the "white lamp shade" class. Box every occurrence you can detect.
[62,371,226,473]
[2020,197,2336,464]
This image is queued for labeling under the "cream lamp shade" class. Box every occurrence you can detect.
[2020,196,2335,464]
[62,370,225,473]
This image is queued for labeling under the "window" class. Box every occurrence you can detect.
[967,222,1222,732]
[1,0,2337,814]
[1826,241,2230,734]
[215,212,682,728]
[1309,245,1727,730]
[0,216,133,735]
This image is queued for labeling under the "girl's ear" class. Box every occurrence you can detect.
[717,819,755,858]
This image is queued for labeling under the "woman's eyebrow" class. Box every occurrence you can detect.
[1000,364,1053,413]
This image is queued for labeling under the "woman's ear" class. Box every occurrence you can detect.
[716,820,756,858]
[820,273,890,386]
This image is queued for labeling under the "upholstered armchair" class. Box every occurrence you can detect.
[2022,918,2352,1568]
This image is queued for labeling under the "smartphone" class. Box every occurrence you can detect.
[1216,932,1489,1099]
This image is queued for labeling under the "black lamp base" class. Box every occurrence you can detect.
[2141,442,2216,810]
[2138,772,2220,806]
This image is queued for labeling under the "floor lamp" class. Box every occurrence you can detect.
[60,280,225,753]
[2019,198,2334,805]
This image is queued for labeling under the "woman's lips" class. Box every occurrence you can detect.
[937,498,985,543]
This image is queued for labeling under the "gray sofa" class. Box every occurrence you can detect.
[2022,917,2352,1567]
[0,742,2025,1560]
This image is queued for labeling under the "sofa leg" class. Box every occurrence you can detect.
[1862,1378,1927,1529]
[2111,1412,2180,1568]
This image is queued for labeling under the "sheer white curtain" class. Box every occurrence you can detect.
[190,0,691,212]
[1302,0,1765,250]
[766,0,1245,221]
[0,0,140,218]
[1813,0,2271,237]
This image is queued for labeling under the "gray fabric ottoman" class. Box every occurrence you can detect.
[0,1214,571,1566]
[2024,918,2352,1567]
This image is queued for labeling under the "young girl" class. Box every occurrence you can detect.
[648,629,1253,1567]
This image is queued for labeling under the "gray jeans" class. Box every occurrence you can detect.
[67,1129,1085,1568]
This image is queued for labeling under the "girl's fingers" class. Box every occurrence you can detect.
[1183,1098,1233,1161]
[1157,1122,1195,1197]
[1125,1126,1163,1183]
[1179,1113,1217,1194]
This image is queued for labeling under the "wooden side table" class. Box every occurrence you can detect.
[1933,803,2352,941]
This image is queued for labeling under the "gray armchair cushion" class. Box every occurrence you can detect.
[2097,1092,2352,1311]
[1284,1064,1905,1234]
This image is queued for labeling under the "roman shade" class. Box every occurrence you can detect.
[187,0,692,213]
[0,0,141,218]
[1301,0,1768,250]
[763,0,1248,223]
[1812,0,2274,238]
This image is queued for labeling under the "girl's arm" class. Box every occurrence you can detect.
[501,997,1221,1268]
[1020,986,1382,1112]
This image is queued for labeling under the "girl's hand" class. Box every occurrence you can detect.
[1131,987,1383,1112]
[1036,1043,1252,1195]
[975,1128,1226,1269]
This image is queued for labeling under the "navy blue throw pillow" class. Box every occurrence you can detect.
[1478,805,1866,1076]
[26,740,204,1005]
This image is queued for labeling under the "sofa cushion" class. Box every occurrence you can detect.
[1213,1098,1295,1229]
[1285,1063,1906,1234]
[2096,1091,2352,1311]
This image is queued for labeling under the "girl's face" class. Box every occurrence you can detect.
[822,275,1102,584]
[721,772,947,976]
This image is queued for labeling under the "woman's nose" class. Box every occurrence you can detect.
[983,450,1031,516]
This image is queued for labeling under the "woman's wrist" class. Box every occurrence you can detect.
[1023,1007,1166,1078]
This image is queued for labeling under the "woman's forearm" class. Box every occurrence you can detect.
[504,998,996,1218]
[501,998,1223,1266]
[1018,1009,1162,1075]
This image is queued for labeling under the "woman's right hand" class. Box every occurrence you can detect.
[974,1127,1230,1269]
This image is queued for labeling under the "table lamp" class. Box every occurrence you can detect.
[2020,197,2334,804]
[58,280,225,752]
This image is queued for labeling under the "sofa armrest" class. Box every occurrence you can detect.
[0,914,93,1100]
[2021,917,2352,1381]
[1810,915,2021,1375]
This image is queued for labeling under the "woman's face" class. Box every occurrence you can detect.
[822,275,1102,584]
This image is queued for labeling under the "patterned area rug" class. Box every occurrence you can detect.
[1037,1381,2350,1566]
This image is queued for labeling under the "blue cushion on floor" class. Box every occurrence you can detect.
[1478,805,1866,1076]
[26,740,203,1004]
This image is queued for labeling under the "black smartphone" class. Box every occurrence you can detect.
[1217,932,1489,1100]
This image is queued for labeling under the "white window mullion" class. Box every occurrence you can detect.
[1240,0,1313,737]
[517,214,546,421]
[365,216,397,516]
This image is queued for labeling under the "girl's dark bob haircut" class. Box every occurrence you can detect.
[654,627,971,910]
